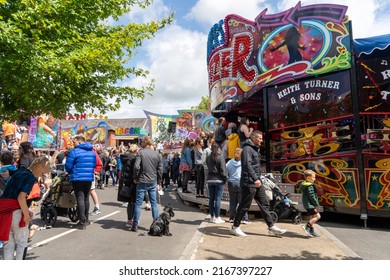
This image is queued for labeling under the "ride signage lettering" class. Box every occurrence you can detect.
[115,127,141,135]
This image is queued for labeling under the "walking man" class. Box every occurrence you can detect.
[65,135,96,230]
[130,136,162,232]
[231,130,287,237]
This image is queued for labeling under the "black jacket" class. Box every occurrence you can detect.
[206,152,227,183]
[117,153,137,202]
[240,139,262,188]
[133,147,162,185]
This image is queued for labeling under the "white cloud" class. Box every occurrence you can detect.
[109,24,208,118]
[186,0,271,28]
[277,0,390,38]
[106,0,390,119]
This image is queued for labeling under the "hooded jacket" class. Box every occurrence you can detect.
[300,181,319,209]
[240,139,262,188]
[65,142,96,182]
[227,133,240,159]
[226,158,241,183]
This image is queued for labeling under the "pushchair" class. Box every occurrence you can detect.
[40,170,78,227]
[261,174,302,224]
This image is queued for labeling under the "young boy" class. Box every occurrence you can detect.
[300,169,321,237]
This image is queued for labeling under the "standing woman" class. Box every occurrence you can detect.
[206,143,227,224]
[179,138,193,193]
[118,144,138,228]
[194,138,205,198]
[238,117,253,148]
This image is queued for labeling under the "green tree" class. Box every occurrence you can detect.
[192,95,210,110]
[0,0,173,120]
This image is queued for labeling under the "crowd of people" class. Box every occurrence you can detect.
[0,115,323,259]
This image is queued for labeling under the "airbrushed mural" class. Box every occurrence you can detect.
[28,114,60,149]
[207,1,351,111]
[144,110,215,147]
[60,121,108,149]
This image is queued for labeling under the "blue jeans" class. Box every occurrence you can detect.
[132,183,159,227]
[207,182,225,217]
[228,181,249,221]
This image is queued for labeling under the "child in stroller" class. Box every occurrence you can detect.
[40,171,78,227]
[261,174,302,224]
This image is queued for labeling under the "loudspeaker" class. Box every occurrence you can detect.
[168,122,176,133]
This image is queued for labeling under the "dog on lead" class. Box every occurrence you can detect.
[148,204,175,237]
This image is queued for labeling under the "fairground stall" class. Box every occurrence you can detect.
[207,1,390,218]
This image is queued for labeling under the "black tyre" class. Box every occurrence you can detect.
[43,206,57,227]
[68,207,79,222]
[293,213,303,224]
[269,211,278,223]
[40,204,47,220]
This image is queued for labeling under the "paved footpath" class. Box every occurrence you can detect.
[185,218,362,260]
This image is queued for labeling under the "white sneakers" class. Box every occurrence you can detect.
[231,226,247,237]
[209,216,225,224]
[230,225,287,237]
[214,217,225,224]
[268,225,287,235]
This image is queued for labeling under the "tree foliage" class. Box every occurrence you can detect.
[192,95,210,110]
[0,0,173,120]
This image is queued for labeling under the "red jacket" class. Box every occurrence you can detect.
[93,149,103,173]
[0,199,26,241]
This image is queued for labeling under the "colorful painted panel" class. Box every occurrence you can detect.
[28,114,59,149]
[356,37,390,113]
[207,2,351,111]
[279,157,360,210]
[144,110,215,145]
[60,121,108,149]
[268,71,352,128]
[365,157,390,210]
[270,118,354,160]
[363,116,390,153]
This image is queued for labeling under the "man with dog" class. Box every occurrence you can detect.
[231,130,287,237]
[131,136,163,232]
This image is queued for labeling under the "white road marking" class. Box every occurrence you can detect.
[27,210,121,251]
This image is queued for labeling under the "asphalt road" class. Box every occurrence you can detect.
[3,185,390,260]
[319,212,390,260]
[25,186,207,260]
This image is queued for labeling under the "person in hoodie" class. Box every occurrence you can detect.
[227,125,240,162]
[65,135,96,230]
[226,148,250,224]
[300,169,321,237]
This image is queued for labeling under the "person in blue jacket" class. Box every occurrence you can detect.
[65,135,96,229]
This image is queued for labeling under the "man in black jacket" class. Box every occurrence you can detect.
[231,130,287,237]
[130,136,162,232]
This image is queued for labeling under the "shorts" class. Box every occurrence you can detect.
[91,178,96,190]
[306,208,318,215]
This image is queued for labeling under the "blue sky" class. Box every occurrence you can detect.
[105,0,390,119]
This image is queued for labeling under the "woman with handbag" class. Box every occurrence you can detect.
[118,144,138,228]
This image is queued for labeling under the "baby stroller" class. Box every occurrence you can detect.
[261,174,302,224]
[40,171,78,227]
